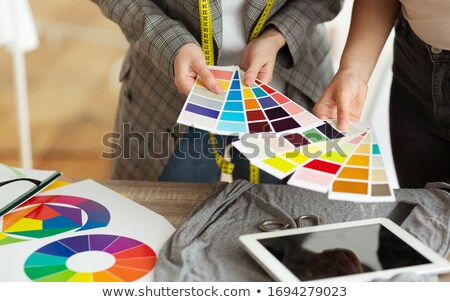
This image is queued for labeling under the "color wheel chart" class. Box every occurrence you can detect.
[0,180,174,282]
[0,195,110,245]
[24,234,156,282]
[177,66,324,135]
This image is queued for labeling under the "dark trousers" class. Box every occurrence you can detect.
[390,13,450,188]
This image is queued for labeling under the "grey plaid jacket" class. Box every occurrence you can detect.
[92,0,342,181]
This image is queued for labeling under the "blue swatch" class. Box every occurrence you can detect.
[252,87,267,98]
[258,96,278,109]
[217,122,247,133]
[230,80,241,90]
[372,144,381,155]
[220,111,246,122]
[227,90,242,100]
[186,103,219,119]
[223,102,244,111]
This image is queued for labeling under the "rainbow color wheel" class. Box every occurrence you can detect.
[24,234,156,282]
[0,195,110,245]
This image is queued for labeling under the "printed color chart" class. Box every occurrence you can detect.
[0,195,110,245]
[24,234,156,282]
[177,66,323,135]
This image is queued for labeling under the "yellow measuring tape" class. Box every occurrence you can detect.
[198,0,275,183]
[249,0,275,41]
[198,0,215,66]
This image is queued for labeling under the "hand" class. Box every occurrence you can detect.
[240,27,286,87]
[313,69,368,130]
[304,248,365,278]
[173,43,222,95]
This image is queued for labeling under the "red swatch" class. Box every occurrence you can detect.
[304,160,341,175]
[261,84,276,95]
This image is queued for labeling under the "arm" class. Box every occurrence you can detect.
[91,0,220,95]
[313,0,400,130]
[241,0,343,86]
[267,0,343,68]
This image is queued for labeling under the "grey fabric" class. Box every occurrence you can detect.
[90,0,343,180]
[154,180,450,282]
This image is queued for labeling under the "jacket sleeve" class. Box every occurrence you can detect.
[266,0,343,68]
[91,0,199,78]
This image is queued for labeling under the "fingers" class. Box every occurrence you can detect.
[195,63,222,94]
[335,88,352,131]
[173,43,221,95]
[313,93,337,121]
[174,74,196,96]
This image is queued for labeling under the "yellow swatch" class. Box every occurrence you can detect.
[42,180,71,192]
[319,151,348,164]
[280,150,309,165]
[197,79,230,91]
[262,156,296,173]
[243,88,254,99]
[70,273,94,282]
[4,218,42,232]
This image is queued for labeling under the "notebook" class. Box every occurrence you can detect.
[0,166,61,216]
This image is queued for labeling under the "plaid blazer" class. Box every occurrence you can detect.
[92,0,342,181]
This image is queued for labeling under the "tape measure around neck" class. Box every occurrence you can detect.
[198,0,274,182]
[198,0,215,65]
[250,0,275,41]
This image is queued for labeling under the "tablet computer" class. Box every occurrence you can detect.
[239,218,450,282]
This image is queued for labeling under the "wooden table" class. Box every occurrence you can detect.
[97,180,225,228]
[98,180,450,282]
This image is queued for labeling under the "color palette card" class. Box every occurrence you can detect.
[177,65,324,135]
[327,130,395,202]
[233,122,395,202]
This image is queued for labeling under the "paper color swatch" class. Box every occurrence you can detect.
[177,66,325,135]
[233,124,395,202]
[177,65,394,202]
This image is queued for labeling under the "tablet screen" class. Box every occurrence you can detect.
[258,224,431,281]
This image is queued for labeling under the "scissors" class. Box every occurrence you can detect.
[258,214,320,232]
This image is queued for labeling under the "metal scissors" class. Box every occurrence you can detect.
[258,214,320,232]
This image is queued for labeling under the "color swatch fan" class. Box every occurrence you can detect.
[233,123,395,202]
[177,66,324,135]
[176,66,395,202]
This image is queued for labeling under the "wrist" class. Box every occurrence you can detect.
[337,60,372,84]
[260,26,286,50]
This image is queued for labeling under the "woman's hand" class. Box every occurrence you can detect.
[240,27,286,87]
[313,68,368,130]
[173,43,222,95]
